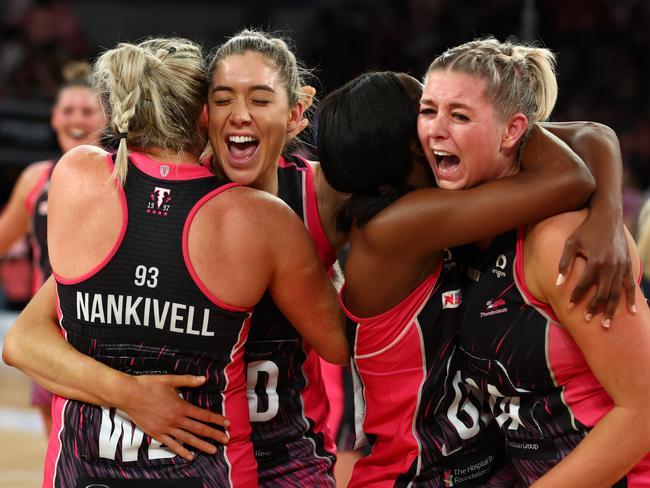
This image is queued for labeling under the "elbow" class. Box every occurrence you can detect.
[2,329,19,368]
[320,340,351,366]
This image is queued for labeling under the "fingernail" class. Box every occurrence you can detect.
[602,318,611,328]
[567,302,575,310]
[584,312,593,322]
[556,273,565,286]
[631,305,638,314]
[223,419,230,427]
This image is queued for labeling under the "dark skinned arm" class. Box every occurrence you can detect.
[540,121,633,326]
[367,125,594,256]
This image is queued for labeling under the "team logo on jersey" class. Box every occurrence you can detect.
[442,289,462,308]
[160,165,170,177]
[146,186,172,216]
[492,254,508,278]
[481,295,508,317]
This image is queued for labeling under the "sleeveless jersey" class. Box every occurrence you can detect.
[25,160,55,294]
[45,152,257,488]
[245,153,337,486]
[457,228,650,487]
[345,250,513,488]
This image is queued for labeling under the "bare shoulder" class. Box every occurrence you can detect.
[51,145,111,184]
[198,185,302,236]
[526,209,589,254]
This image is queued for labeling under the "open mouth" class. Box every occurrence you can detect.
[68,128,89,140]
[433,150,460,174]
[226,135,259,165]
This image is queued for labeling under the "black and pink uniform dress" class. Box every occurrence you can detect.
[344,249,514,487]
[24,160,56,406]
[246,153,338,487]
[458,228,650,487]
[45,152,257,488]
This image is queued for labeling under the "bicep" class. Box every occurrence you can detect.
[268,214,348,364]
[0,167,41,254]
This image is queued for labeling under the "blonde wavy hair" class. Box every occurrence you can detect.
[91,37,208,183]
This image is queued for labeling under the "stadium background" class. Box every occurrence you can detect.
[0,0,648,486]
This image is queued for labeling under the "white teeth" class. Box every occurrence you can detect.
[229,135,256,143]
[433,150,454,156]
[70,129,86,138]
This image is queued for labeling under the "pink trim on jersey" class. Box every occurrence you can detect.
[129,151,213,180]
[44,288,69,488]
[182,183,252,313]
[319,358,343,440]
[26,162,53,294]
[341,261,443,486]
[515,228,650,484]
[301,346,337,455]
[221,314,259,486]
[24,160,53,214]
[514,228,615,428]
[54,153,127,285]
[340,260,442,355]
[279,155,337,269]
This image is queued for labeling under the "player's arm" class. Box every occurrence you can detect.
[262,197,349,364]
[367,125,594,257]
[525,211,650,488]
[541,121,633,322]
[2,277,229,461]
[0,162,49,255]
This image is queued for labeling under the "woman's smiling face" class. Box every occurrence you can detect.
[208,51,300,192]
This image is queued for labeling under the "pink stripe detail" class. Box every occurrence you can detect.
[301,347,336,455]
[341,259,443,324]
[319,358,343,443]
[24,160,53,214]
[279,155,337,268]
[221,315,258,486]
[44,285,67,487]
[130,151,213,180]
[349,324,426,487]
[514,227,614,427]
[30,235,44,295]
[182,183,251,313]
[54,154,127,285]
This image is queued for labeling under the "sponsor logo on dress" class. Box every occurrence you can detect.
[146,186,171,216]
[160,165,170,177]
[480,297,508,317]
[442,289,462,309]
[492,254,508,278]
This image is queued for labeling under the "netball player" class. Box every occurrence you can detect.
[315,64,631,485]
[4,37,347,487]
[421,39,650,487]
[0,61,105,434]
[5,29,348,487]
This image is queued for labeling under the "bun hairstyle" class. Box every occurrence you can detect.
[60,61,92,87]
[426,37,557,133]
[91,37,208,183]
[317,72,422,232]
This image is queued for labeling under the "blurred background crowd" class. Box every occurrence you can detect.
[0,0,648,308]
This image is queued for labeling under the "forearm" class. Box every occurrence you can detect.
[532,407,650,487]
[3,317,131,407]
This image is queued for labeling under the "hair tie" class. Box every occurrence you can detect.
[118,132,128,139]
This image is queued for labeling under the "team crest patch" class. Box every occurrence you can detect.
[146,186,171,216]
[160,165,170,177]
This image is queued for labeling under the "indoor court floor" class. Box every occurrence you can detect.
[0,310,47,488]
